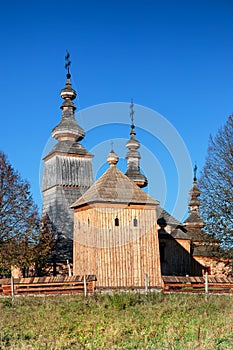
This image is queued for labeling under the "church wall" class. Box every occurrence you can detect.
[42,186,83,237]
[175,238,191,253]
[73,204,162,289]
[159,237,191,276]
[42,186,89,262]
[42,155,93,191]
[42,153,93,236]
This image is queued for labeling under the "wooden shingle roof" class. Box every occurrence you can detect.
[156,206,181,227]
[71,165,159,208]
[45,140,93,158]
[185,228,220,243]
[184,211,204,225]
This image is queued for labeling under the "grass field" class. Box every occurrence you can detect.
[0,292,232,349]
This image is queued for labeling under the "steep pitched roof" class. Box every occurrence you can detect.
[156,206,181,227]
[171,228,189,239]
[71,165,159,208]
[184,211,204,225]
[192,244,220,257]
[185,228,220,243]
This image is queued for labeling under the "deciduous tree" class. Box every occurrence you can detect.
[34,214,56,276]
[199,115,233,250]
[0,152,51,275]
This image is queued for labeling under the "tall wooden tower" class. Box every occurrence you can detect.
[42,62,94,263]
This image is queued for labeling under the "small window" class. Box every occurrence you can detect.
[88,218,90,227]
[115,217,119,226]
[133,218,138,227]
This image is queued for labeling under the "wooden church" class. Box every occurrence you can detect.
[41,62,232,287]
[71,150,162,288]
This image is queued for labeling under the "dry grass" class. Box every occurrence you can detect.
[0,293,232,349]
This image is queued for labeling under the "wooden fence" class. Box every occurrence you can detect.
[0,275,97,296]
[2,274,233,295]
[162,275,233,293]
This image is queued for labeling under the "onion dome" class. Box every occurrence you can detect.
[60,72,77,102]
[125,100,147,188]
[125,127,140,150]
[189,183,201,207]
[52,70,85,143]
[107,148,119,166]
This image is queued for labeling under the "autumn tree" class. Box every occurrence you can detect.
[199,115,233,250]
[0,152,57,277]
[0,151,40,275]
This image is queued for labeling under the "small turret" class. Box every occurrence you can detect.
[107,147,119,166]
[184,165,204,229]
[125,100,147,188]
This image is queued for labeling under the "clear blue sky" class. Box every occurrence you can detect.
[0,0,232,221]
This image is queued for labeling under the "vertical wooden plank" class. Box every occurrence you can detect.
[73,203,162,290]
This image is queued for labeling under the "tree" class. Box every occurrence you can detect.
[0,151,39,276]
[34,214,56,276]
[199,115,233,250]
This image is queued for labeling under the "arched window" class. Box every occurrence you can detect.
[115,216,119,226]
[133,218,138,227]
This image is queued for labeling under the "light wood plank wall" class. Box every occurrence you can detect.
[73,203,162,288]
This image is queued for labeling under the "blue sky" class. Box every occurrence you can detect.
[0,0,233,221]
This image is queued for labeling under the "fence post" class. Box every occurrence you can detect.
[11,275,15,302]
[145,273,148,294]
[205,270,208,300]
[67,260,72,277]
[84,275,87,297]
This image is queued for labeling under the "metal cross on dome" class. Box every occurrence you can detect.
[130,98,135,127]
[194,164,197,181]
[65,51,71,73]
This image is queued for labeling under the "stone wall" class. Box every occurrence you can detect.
[194,256,233,277]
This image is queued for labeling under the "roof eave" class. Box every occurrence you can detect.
[71,199,159,209]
